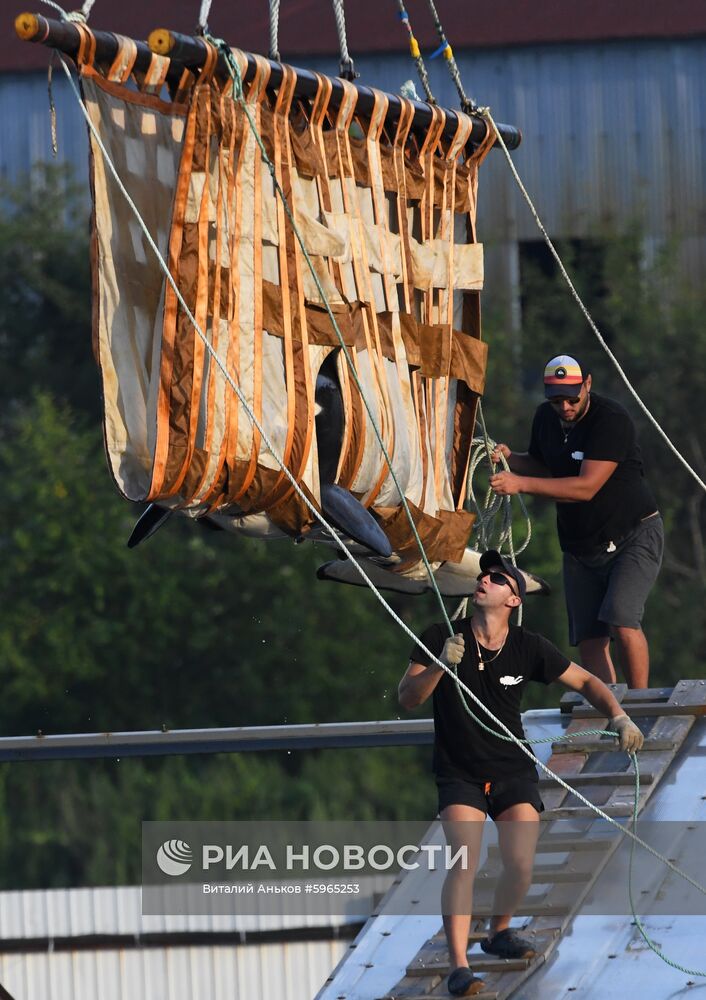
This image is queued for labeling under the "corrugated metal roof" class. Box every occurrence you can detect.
[317,710,706,1000]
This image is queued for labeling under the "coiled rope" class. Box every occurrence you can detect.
[397,1,706,973]
[40,4,706,974]
[415,0,706,498]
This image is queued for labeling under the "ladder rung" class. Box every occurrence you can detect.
[572,703,706,718]
[526,837,616,854]
[551,738,675,754]
[538,771,651,787]
[408,954,529,976]
[542,804,633,820]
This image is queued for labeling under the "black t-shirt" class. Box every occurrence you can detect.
[409,619,570,781]
[528,393,657,555]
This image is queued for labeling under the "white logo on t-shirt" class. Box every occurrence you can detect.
[571,451,584,461]
[499,675,524,687]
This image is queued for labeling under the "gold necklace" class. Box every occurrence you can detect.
[472,628,508,672]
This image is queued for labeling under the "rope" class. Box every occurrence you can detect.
[394,0,435,105]
[424,0,474,113]
[212,40,455,634]
[197,0,213,33]
[268,0,280,62]
[468,407,532,559]
[47,52,60,157]
[40,0,96,157]
[391,4,706,965]
[53,32,706,974]
[331,0,356,80]
[481,105,706,497]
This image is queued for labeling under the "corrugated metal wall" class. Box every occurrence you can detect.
[0,940,349,1000]
[0,884,366,1000]
[3,38,704,263]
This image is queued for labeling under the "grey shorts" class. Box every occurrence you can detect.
[563,514,664,645]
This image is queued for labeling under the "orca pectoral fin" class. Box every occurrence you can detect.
[127,504,174,549]
[319,484,392,558]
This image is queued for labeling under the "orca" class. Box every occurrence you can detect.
[315,352,392,559]
[126,351,391,558]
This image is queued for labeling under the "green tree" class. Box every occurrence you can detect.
[0,164,98,420]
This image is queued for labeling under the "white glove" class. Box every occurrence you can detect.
[441,634,465,667]
[610,714,644,753]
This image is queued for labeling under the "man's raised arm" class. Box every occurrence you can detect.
[398,634,464,710]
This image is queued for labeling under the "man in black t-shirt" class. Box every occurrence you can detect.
[399,550,643,997]
[489,354,663,690]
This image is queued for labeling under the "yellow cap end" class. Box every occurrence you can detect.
[15,12,40,41]
[410,38,420,58]
[148,28,175,55]
[444,45,453,60]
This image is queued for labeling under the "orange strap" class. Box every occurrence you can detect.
[106,35,138,84]
[73,22,96,70]
[140,52,171,95]
[232,53,272,503]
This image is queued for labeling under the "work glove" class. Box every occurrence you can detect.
[609,714,644,753]
[441,633,465,667]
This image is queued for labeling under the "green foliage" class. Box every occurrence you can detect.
[0,166,704,888]
[482,228,706,687]
[0,164,98,420]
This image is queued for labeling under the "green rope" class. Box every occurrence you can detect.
[57,29,706,971]
[209,37,456,635]
[393,3,706,970]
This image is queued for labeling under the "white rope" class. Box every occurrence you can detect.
[269,0,280,61]
[38,0,70,16]
[331,0,354,77]
[482,106,706,497]
[197,0,213,32]
[56,52,706,910]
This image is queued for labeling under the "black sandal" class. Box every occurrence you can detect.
[480,927,536,959]
[447,966,485,996]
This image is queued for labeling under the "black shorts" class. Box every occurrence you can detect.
[437,774,544,820]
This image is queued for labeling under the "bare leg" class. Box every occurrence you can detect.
[578,636,616,685]
[612,625,649,690]
[489,803,540,936]
[440,804,485,969]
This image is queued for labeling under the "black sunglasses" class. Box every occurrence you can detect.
[548,383,584,406]
[477,571,518,597]
[549,394,582,406]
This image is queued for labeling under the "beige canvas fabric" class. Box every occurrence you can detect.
[83,67,186,501]
[84,33,493,564]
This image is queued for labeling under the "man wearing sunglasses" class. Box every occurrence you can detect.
[488,354,662,690]
[399,549,642,997]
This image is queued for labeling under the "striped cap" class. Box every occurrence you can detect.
[543,355,585,398]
